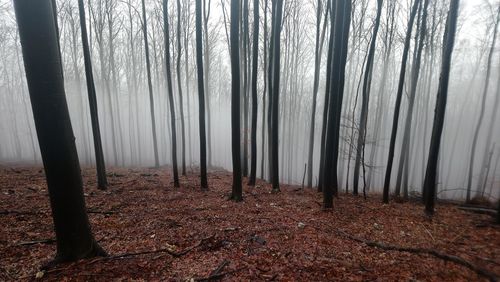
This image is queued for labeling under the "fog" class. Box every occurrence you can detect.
[0,0,499,202]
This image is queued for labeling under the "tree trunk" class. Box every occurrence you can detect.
[352,0,383,195]
[14,0,106,261]
[77,0,107,189]
[196,0,209,190]
[382,0,420,203]
[230,0,242,201]
[423,0,459,215]
[248,0,260,186]
[176,0,187,176]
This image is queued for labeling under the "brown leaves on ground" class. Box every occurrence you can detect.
[0,166,499,281]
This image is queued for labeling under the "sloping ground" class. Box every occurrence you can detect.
[0,166,499,281]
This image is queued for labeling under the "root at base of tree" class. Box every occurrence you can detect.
[336,229,499,282]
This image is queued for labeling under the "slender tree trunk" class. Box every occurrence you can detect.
[248,0,260,186]
[270,0,284,192]
[78,0,107,189]
[423,0,459,215]
[141,0,160,167]
[163,0,180,187]
[15,0,107,261]
[352,0,383,195]
[260,0,269,180]
[382,0,420,203]
[203,0,213,168]
[176,0,187,176]
[196,0,209,190]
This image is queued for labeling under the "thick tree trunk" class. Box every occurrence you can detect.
[14,0,106,261]
[230,0,242,201]
[423,0,459,215]
[322,0,351,209]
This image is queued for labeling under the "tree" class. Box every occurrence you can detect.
[382,0,420,204]
[352,0,383,195]
[163,0,180,188]
[270,0,284,193]
[196,0,209,190]
[230,0,242,201]
[176,0,187,176]
[248,0,259,186]
[423,0,460,215]
[78,0,108,190]
[466,6,500,202]
[141,0,160,168]
[307,0,329,188]
[14,0,106,262]
[322,0,352,208]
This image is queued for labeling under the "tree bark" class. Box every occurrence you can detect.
[14,0,107,262]
[248,0,259,186]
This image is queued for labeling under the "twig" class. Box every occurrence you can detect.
[17,238,55,246]
[336,229,499,282]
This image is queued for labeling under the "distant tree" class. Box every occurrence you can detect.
[248,0,259,186]
[77,0,108,190]
[196,0,209,190]
[230,0,242,201]
[141,0,160,168]
[382,0,420,204]
[423,0,460,215]
[14,0,106,262]
[203,0,213,168]
[466,6,500,202]
[163,0,180,188]
[322,0,352,209]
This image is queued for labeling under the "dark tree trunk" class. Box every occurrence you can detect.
[176,0,187,176]
[248,0,259,186]
[14,0,106,262]
[196,0,209,190]
[163,0,180,187]
[382,0,420,204]
[307,0,329,188]
[270,0,284,193]
[267,0,276,183]
[260,0,268,180]
[230,0,242,201]
[352,0,383,195]
[322,0,351,209]
[77,0,107,190]
[141,0,160,167]
[423,0,460,215]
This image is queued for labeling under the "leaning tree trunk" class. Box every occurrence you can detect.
[248,0,260,186]
[423,0,460,215]
[77,0,107,190]
[230,0,243,201]
[196,0,209,190]
[163,0,180,188]
[352,0,383,195]
[14,0,107,262]
[467,7,500,202]
[382,0,420,204]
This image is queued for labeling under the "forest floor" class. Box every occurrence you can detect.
[0,165,499,281]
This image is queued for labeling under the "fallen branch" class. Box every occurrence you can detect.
[194,259,230,281]
[17,239,55,246]
[458,206,497,217]
[336,229,499,282]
